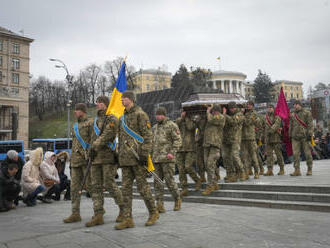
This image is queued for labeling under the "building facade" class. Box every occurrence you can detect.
[0,26,33,146]
[273,80,303,101]
[310,88,330,129]
[134,69,171,93]
[206,70,247,97]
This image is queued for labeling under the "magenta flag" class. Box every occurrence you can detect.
[275,87,293,156]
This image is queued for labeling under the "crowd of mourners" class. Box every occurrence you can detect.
[0,149,70,212]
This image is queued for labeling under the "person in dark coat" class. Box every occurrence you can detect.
[53,152,71,201]
[0,163,21,212]
[1,150,25,182]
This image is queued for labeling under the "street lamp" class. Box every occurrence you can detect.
[49,58,72,150]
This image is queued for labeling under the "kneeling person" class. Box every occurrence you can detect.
[152,107,182,213]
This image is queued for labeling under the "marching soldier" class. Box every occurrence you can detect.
[152,107,182,213]
[195,114,207,182]
[241,101,260,179]
[222,102,247,182]
[115,91,159,230]
[263,104,285,176]
[85,96,124,227]
[289,100,313,176]
[202,105,225,195]
[63,103,92,224]
[176,111,202,197]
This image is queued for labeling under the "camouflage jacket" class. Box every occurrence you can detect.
[91,110,118,165]
[118,105,153,166]
[176,116,196,152]
[71,115,93,167]
[289,108,313,140]
[241,109,259,141]
[223,110,244,145]
[195,115,207,145]
[152,118,182,163]
[203,112,225,148]
[263,112,281,144]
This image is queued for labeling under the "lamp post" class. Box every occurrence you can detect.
[49,58,72,150]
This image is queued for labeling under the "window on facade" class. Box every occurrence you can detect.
[12,43,20,54]
[297,94,299,98]
[146,76,149,80]
[12,73,19,84]
[285,92,287,97]
[12,59,20,70]
[0,71,2,82]
[291,93,293,98]
[0,40,3,51]
[0,56,2,67]
[146,84,150,90]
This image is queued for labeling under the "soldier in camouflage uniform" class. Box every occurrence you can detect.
[152,107,182,213]
[63,103,92,224]
[85,96,124,227]
[115,91,159,230]
[255,114,265,175]
[202,105,225,195]
[176,111,202,197]
[195,114,207,182]
[241,101,260,179]
[289,100,313,176]
[263,104,285,176]
[222,102,247,182]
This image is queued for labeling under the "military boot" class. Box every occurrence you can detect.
[259,166,264,175]
[264,168,274,176]
[306,168,312,176]
[225,174,238,183]
[115,206,125,223]
[200,174,206,183]
[180,188,189,197]
[63,212,81,223]
[215,169,221,181]
[195,179,202,191]
[85,213,104,227]
[254,171,260,179]
[248,168,253,176]
[239,170,248,181]
[145,211,159,226]
[290,168,301,176]
[173,198,182,211]
[114,218,135,230]
[278,166,285,176]
[202,185,214,196]
[157,201,166,213]
[213,183,220,190]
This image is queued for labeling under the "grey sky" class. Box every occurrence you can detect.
[1,0,330,93]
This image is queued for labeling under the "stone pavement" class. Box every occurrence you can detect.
[1,159,330,248]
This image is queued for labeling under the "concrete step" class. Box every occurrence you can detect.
[131,193,330,212]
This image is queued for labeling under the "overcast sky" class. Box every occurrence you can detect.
[1,0,330,93]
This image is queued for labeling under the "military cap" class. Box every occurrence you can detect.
[227,101,237,109]
[267,103,275,109]
[75,103,87,113]
[96,96,109,107]
[247,100,254,106]
[156,107,167,116]
[211,104,221,113]
[293,99,302,106]
[122,91,135,102]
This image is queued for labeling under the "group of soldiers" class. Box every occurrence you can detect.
[62,91,314,230]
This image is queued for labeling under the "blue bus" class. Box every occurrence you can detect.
[0,140,25,162]
[31,138,72,156]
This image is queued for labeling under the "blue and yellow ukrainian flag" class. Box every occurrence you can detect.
[106,62,127,118]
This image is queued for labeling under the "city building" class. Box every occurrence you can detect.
[134,68,171,93]
[0,26,33,146]
[244,81,254,100]
[310,88,330,129]
[273,80,303,101]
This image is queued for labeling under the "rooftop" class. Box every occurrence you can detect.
[0,26,33,42]
[212,70,247,78]
[273,80,303,85]
[136,69,171,76]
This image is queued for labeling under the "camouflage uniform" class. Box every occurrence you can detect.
[263,112,284,175]
[70,115,92,214]
[90,110,123,216]
[118,105,157,219]
[289,107,313,175]
[241,109,260,178]
[203,109,225,190]
[152,117,181,204]
[195,115,207,181]
[176,116,201,192]
[222,109,246,181]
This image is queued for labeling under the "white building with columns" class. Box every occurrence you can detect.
[206,70,247,98]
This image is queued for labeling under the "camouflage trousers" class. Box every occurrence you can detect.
[265,143,284,169]
[241,140,259,173]
[154,163,180,202]
[70,165,91,214]
[292,139,313,169]
[203,146,220,186]
[176,152,200,190]
[222,142,244,174]
[121,165,156,218]
[196,144,206,178]
[90,164,123,215]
